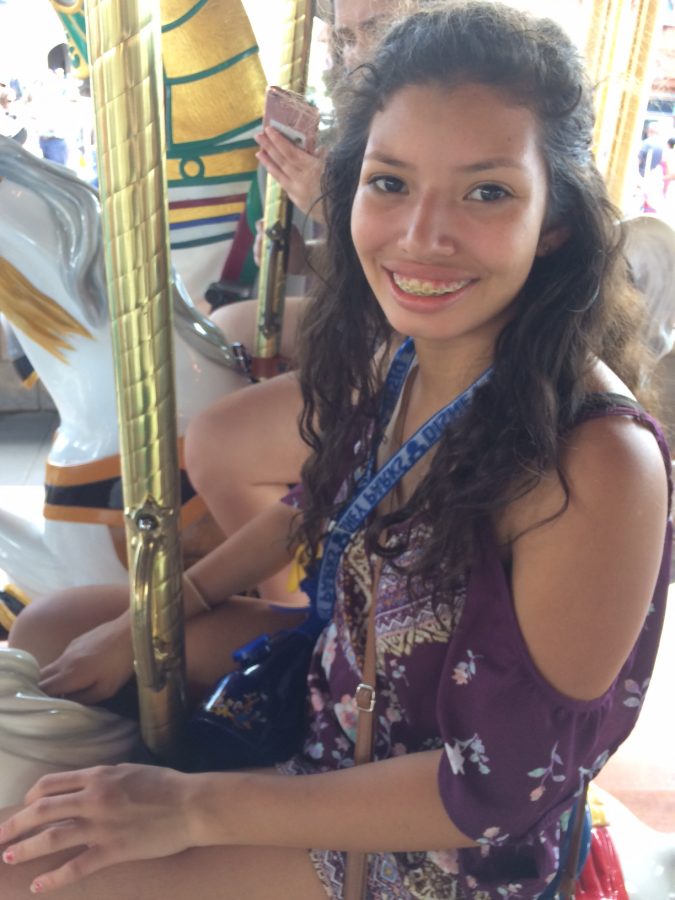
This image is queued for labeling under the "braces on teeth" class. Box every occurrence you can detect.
[393,273,470,296]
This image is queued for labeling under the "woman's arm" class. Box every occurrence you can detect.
[0,751,475,893]
[182,497,301,618]
[32,499,302,702]
[503,414,668,700]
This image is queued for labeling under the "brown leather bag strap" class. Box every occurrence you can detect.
[343,554,384,900]
[558,781,589,899]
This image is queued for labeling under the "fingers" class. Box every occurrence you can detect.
[38,666,97,701]
[3,817,81,865]
[3,826,110,895]
[255,127,324,215]
[0,792,79,851]
[255,125,315,168]
[0,770,114,892]
[24,769,96,804]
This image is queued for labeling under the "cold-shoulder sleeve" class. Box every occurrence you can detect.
[436,519,671,894]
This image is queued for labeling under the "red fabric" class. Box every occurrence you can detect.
[575,827,629,899]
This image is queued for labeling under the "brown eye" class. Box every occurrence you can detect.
[468,184,510,202]
[370,176,405,194]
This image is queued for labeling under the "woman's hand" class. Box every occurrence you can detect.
[255,126,325,221]
[0,764,197,893]
[38,614,134,705]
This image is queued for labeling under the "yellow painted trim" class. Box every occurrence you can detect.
[169,200,244,225]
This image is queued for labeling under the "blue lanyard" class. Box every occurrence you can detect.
[302,343,492,631]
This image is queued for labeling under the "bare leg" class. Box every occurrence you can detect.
[184,373,309,604]
[0,833,328,899]
[8,585,127,665]
[210,294,306,362]
[8,586,307,706]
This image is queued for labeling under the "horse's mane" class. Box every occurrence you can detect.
[0,136,107,328]
[0,136,251,373]
[0,257,92,361]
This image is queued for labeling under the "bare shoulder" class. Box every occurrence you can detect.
[569,359,668,508]
[503,384,669,702]
[564,404,667,503]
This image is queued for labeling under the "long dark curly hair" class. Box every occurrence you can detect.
[296,1,650,589]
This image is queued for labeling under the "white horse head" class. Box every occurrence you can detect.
[0,135,248,594]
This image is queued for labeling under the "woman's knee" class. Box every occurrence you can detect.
[8,585,127,663]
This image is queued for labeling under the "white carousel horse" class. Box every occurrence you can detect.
[0,648,140,808]
[0,135,249,597]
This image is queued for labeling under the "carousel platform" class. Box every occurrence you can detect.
[0,407,673,834]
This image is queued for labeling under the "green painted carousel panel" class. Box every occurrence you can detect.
[166,146,258,183]
[170,231,237,250]
[161,0,211,34]
[166,118,262,156]
[51,5,89,78]
[167,56,264,147]
[167,168,257,188]
[161,0,265,87]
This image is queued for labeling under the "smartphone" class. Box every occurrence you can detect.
[263,85,320,154]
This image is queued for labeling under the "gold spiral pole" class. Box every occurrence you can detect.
[586,0,663,211]
[86,0,186,763]
[253,0,313,379]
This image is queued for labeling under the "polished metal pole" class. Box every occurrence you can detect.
[86,0,187,763]
[253,0,314,379]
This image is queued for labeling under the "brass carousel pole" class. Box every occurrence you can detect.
[586,0,663,211]
[253,0,313,380]
[86,0,186,763]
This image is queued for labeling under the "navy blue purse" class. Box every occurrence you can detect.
[187,622,319,771]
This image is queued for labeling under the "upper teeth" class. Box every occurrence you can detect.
[392,273,471,296]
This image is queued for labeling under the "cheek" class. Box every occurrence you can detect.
[350,195,372,262]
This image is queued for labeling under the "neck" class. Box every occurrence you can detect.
[411,335,494,411]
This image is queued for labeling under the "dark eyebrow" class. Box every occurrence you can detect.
[461,158,526,172]
[362,151,412,169]
[363,150,526,173]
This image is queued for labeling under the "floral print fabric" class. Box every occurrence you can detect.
[279,405,671,899]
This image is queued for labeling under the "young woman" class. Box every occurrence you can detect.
[1,4,671,898]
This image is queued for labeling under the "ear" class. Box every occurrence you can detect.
[536,226,570,257]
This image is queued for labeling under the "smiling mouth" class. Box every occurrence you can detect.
[391,272,472,297]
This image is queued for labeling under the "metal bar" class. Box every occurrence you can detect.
[253,0,313,378]
[86,0,187,763]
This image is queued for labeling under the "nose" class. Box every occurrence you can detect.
[397,194,457,256]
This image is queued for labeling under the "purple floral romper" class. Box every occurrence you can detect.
[279,400,672,899]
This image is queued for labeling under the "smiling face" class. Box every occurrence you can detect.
[351,82,556,359]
